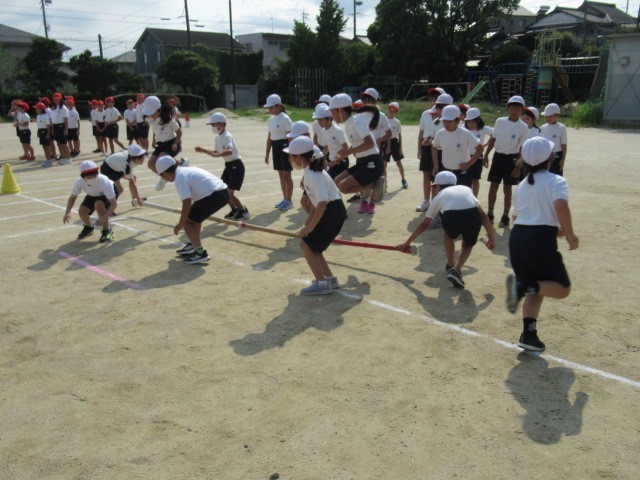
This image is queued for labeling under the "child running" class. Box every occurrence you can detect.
[396,171,495,288]
[540,103,568,176]
[386,102,407,188]
[506,136,579,352]
[264,94,293,210]
[285,136,347,295]
[195,112,249,221]
[464,107,493,198]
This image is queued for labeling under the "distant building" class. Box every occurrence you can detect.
[0,23,68,59]
[498,5,538,35]
[604,33,640,122]
[236,33,290,72]
[110,50,136,75]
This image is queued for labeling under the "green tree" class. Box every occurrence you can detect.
[286,21,317,69]
[341,42,377,85]
[68,50,119,97]
[488,41,531,65]
[115,71,146,93]
[21,37,67,92]
[315,0,347,71]
[156,50,219,94]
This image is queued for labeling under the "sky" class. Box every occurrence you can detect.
[1,0,638,60]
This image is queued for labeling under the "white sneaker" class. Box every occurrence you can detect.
[180,157,189,167]
[300,280,332,295]
[58,158,71,165]
[415,199,430,212]
[155,178,167,191]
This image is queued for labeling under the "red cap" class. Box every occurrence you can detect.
[35,102,46,110]
[41,97,51,105]
[17,101,29,110]
[457,103,470,112]
[167,98,177,106]
[136,93,145,98]
[52,92,62,99]
[105,96,114,103]
[126,98,134,104]
[67,99,75,106]
[90,99,98,105]
[97,100,104,106]
[352,99,364,109]
[65,95,75,102]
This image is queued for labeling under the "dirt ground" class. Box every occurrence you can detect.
[0,116,639,480]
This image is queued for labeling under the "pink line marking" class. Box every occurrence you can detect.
[58,251,145,290]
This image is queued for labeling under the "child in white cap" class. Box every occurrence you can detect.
[286,120,316,214]
[100,144,148,207]
[63,160,118,242]
[386,101,407,188]
[285,136,347,295]
[195,112,249,221]
[521,107,541,139]
[540,103,568,176]
[464,107,493,197]
[263,94,294,210]
[397,171,495,288]
[506,136,579,352]
[156,155,229,264]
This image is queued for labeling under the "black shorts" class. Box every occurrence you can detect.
[136,122,149,139]
[18,129,31,144]
[420,147,441,174]
[52,124,68,144]
[328,157,349,179]
[188,189,229,223]
[67,128,79,141]
[441,207,482,246]
[549,152,563,176]
[152,138,181,158]
[302,199,347,253]
[221,159,245,191]
[126,125,137,141]
[80,189,116,215]
[38,128,50,146]
[272,139,292,171]
[509,224,571,288]
[470,155,484,180]
[106,124,119,139]
[92,125,98,137]
[487,152,519,185]
[347,153,383,187]
[443,168,473,188]
[100,161,128,183]
[386,138,404,162]
[97,122,107,138]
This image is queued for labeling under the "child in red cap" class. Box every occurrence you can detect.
[14,102,35,161]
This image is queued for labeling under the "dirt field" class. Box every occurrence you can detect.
[0,116,639,479]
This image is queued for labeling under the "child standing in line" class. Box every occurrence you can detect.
[464,108,493,198]
[396,171,495,288]
[65,96,81,157]
[135,93,150,151]
[264,94,294,210]
[416,88,446,211]
[123,99,138,146]
[35,102,54,166]
[540,103,568,176]
[285,136,347,295]
[506,137,578,352]
[41,97,58,159]
[312,94,331,147]
[314,104,349,179]
[104,97,126,154]
[89,99,101,153]
[484,95,528,228]
[386,102,407,189]
[100,144,147,207]
[49,92,72,165]
[156,156,230,265]
[95,100,108,156]
[195,112,249,221]
[63,160,118,243]
[522,107,541,139]
[14,101,35,161]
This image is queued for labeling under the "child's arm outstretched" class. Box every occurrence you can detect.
[396,216,433,251]
[478,206,495,250]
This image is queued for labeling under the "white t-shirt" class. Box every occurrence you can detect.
[37,113,50,129]
[215,131,241,162]
[491,117,528,155]
[467,126,493,155]
[320,123,347,161]
[16,112,30,130]
[372,112,391,141]
[174,166,227,202]
[423,117,445,141]
[418,110,434,134]
[135,104,145,123]
[432,127,480,170]
[104,107,121,124]
[72,173,116,198]
[388,117,401,140]
[49,105,68,125]
[527,126,541,139]
[267,112,292,141]
[105,151,134,178]
[344,114,379,158]
[312,120,325,147]
[540,122,567,153]
[512,171,569,227]
[425,185,480,218]
[303,166,342,207]
[150,117,179,142]
[123,108,137,125]
[67,108,80,129]
[94,109,106,123]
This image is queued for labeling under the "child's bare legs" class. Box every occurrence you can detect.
[396,160,405,181]
[94,201,109,230]
[301,241,332,281]
[278,170,293,201]
[114,138,126,150]
[502,184,512,218]
[184,219,203,248]
[78,205,93,227]
[227,189,243,210]
[73,139,80,153]
[443,233,457,267]
[472,179,480,197]
[522,282,571,318]
[422,172,432,200]
[58,142,70,159]
[335,173,366,194]
[108,138,115,154]
[487,182,499,212]
[148,155,159,173]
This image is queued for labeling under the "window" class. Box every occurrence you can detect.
[279,42,288,50]
[268,40,278,46]
[143,52,147,65]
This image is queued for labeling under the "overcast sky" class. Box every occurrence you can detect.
[1,0,637,60]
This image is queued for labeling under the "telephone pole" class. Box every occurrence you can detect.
[40,0,49,39]
[184,0,192,49]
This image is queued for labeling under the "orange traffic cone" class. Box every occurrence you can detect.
[1,164,21,194]
[185,112,190,128]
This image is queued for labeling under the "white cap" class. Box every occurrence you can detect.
[283,136,315,155]
[436,93,453,105]
[465,107,481,121]
[524,106,539,119]
[521,137,555,166]
[207,112,227,124]
[79,160,99,174]
[441,105,461,121]
[329,93,353,109]
[543,103,561,116]
[507,95,525,106]
[263,94,282,108]
[433,171,457,186]
[361,87,379,100]
[312,104,333,119]
[388,102,400,111]
[141,95,162,116]
[287,120,310,139]
[316,94,331,104]
[156,155,177,174]
[127,144,146,157]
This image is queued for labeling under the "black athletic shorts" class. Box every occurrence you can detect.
[18,129,31,144]
[328,157,349,179]
[470,155,484,180]
[188,189,229,223]
[97,122,107,138]
[38,128,50,146]
[126,125,137,141]
[420,147,442,174]
[487,152,519,185]
[152,138,181,158]
[100,161,128,183]
[347,153,383,187]
[386,138,404,162]
[444,168,473,188]
[272,139,292,171]
[67,128,79,142]
[52,123,68,144]
[441,207,482,246]
[302,199,347,253]
[106,124,120,139]
[92,125,98,137]
[509,224,570,288]
[136,122,149,139]
[221,159,245,191]
[80,188,117,215]
[549,152,563,176]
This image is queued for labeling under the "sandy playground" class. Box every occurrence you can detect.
[0,117,639,479]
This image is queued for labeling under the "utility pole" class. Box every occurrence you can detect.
[229,0,236,110]
[184,0,192,50]
[98,34,104,58]
[302,11,309,24]
[353,0,363,39]
[40,0,49,39]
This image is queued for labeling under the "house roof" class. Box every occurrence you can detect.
[110,50,136,63]
[579,1,637,24]
[505,6,536,16]
[134,28,244,50]
[0,23,38,45]
[527,6,620,30]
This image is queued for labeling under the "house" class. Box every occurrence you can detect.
[110,50,136,75]
[236,33,290,72]
[0,23,68,59]
[498,5,538,35]
[134,28,244,90]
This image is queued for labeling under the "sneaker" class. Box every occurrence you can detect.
[224,207,239,219]
[505,274,524,314]
[416,199,430,212]
[347,193,362,203]
[325,276,340,290]
[357,200,369,214]
[131,197,147,206]
[155,178,167,191]
[99,229,114,243]
[445,263,453,273]
[78,225,95,239]
[42,159,54,168]
[487,212,494,224]
[92,148,101,153]
[179,157,189,167]
[367,201,376,214]
[184,248,210,264]
[278,199,293,210]
[59,158,72,165]
[232,207,250,220]
[70,151,78,158]
[300,280,332,295]
[100,151,108,157]
[498,215,510,228]
[275,199,286,208]
[176,242,195,255]
[446,268,465,288]
[518,331,546,352]
[401,179,408,189]
[428,215,442,229]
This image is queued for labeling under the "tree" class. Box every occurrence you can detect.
[315,0,347,71]
[115,71,146,93]
[488,41,531,65]
[68,50,119,97]
[21,37,67,93]
[341,42,377,86]
[156,50,219,93]
[286,21,317,69]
